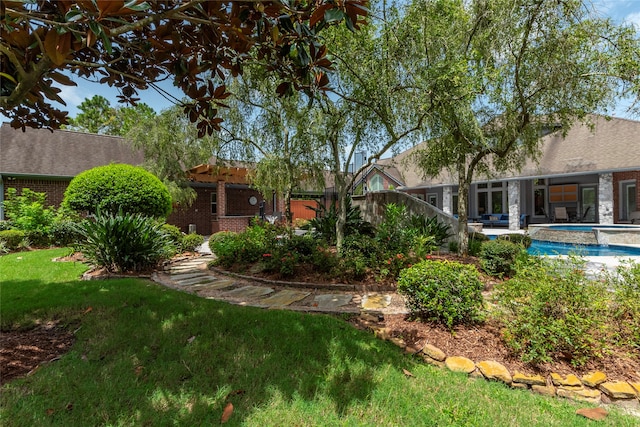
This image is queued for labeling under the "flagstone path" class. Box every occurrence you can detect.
[152,255,408,315]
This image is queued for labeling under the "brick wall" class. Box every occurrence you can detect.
[613,170,640,222]
[225,187,265,216]
[166,186,215,234]
[2,177,70,208]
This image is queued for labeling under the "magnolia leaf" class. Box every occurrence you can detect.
[220,402,233,423]
[402,368,414,377]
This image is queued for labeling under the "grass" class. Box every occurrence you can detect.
[1,249,638,426]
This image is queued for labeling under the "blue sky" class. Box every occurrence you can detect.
[2,0,640,123]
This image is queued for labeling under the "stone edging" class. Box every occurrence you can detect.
[363,315,640,412]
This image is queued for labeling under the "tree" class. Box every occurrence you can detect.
[396,0,640,254]
[66,95,155,135]
[126,105,220,206]
[1,0,368,132]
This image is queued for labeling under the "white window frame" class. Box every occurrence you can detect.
[369,174,384,191]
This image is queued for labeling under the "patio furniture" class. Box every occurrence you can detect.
[554,207,569,222]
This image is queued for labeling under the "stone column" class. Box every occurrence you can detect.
[598,173,614,224]
[442,186,452,215]
[508,181,520,231]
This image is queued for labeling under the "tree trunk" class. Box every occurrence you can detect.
[284,186,293,225]
[335,173,348,254]
[457,160,471,255]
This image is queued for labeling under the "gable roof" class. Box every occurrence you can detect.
[0,123,143,178]
[379,115,640,188]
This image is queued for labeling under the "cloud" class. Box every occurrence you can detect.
[57,85,85,112]
[625,12,640,28]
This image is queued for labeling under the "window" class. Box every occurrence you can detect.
[427,194,437,207]
[211,191,217,217]
[477,181,505,215]
[452,194,459,215]
[533,182,547,217]
[620,180,637,221]
[369,174,383,191]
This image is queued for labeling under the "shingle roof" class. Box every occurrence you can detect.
[0,123,143,177]
[380,115,640,188]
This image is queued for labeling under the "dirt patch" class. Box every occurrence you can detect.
[0,322,75,385]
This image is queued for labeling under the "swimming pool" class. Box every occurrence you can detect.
[528,223,640,247]
[528,240,640,257]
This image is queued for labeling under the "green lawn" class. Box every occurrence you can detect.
[1,249,636,426]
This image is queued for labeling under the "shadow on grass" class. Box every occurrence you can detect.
[1,275,410,425]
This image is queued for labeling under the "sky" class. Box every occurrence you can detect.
[2,0,640,124]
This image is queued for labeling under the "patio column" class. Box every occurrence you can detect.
[442,186,452,215]
[598,173,614,224]
[217,180,226,217]
[508,180,520,230]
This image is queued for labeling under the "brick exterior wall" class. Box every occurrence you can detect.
[2,177,70,208]
[613,170,640,222]
[166,186,216,234]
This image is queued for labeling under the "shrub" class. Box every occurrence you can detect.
[303,198,374,244]
[605,260,640,349]
[409,214,453,246]
[161,224,183,246]
[76,210,173,273]
[2,188,55,245]
[208,232,242,268]
[495,255,609,366]
[496,233,532,248]
[480,239,524,277]
[63,164,172,218]
[0,220,14,231]
[181,233,204,252]
[0,229,26,250]
[376,203,415,254]
[50,218,83,246]
[398,260,485,329]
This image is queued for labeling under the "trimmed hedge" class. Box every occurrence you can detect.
[0,229,25,250]
[63,164,172,218]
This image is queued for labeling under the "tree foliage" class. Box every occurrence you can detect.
[396,0,640,253]
[66,95,155,135]
[1,0,368,132]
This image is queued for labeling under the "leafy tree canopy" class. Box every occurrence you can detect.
[66,94,155,135]
[0,0,368,133]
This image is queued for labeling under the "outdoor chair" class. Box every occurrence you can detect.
[554,207,569,222]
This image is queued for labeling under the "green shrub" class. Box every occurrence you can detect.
[496,233,532,248]
[0,229,26,250]
[398,260,485,329]
[480,239,524,277]
[161,224,183,246]
[181,233,204,252]
[495,255,608,366]
[209,232,243,267]
[2,188,55,245]
[63,164,172,218]
[376,203,415,254]
[605,260,640,349]
[50,218,83,246]
[303,198,374,245]
[0,220,14,231]
[409,214,453,246]
[76,210,173,273]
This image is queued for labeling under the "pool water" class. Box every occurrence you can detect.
[528,240,640,257]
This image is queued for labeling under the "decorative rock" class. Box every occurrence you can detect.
[373,328,391,340]
[421,355,445,368]
[576,407,608,421]
[629,382,640,394]
[405,345,422,355]
[422,344,446,362]
[512,372,546,386]
[599,382,637,399]
[600,394,640,409]
[511,383,528,390]
[551,373,582,388]
[469,369,483,379]
[390,337,406,348]
[557,388,601,403]
[444,356,476,374]
[476,360,513,385]
[532,385,556,397]
[581,371,607,388]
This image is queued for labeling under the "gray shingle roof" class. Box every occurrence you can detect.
[379,115,640,188]
[0,123,143,177]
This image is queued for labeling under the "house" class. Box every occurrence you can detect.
[0,124,279,234]
[361,115,640,229]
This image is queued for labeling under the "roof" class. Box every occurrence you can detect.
[0,123,143,178]
[380,115,640,188]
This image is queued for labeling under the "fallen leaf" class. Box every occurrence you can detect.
[65,403,73,411]
[221,402,233,424]
[83,307,93,314]
[402,368,414,378]
[46,408,55,416]
[576,407,608,421]
[135,365,144,376]
[187,336,196,344]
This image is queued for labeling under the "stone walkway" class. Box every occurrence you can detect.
[152,255,408,315]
